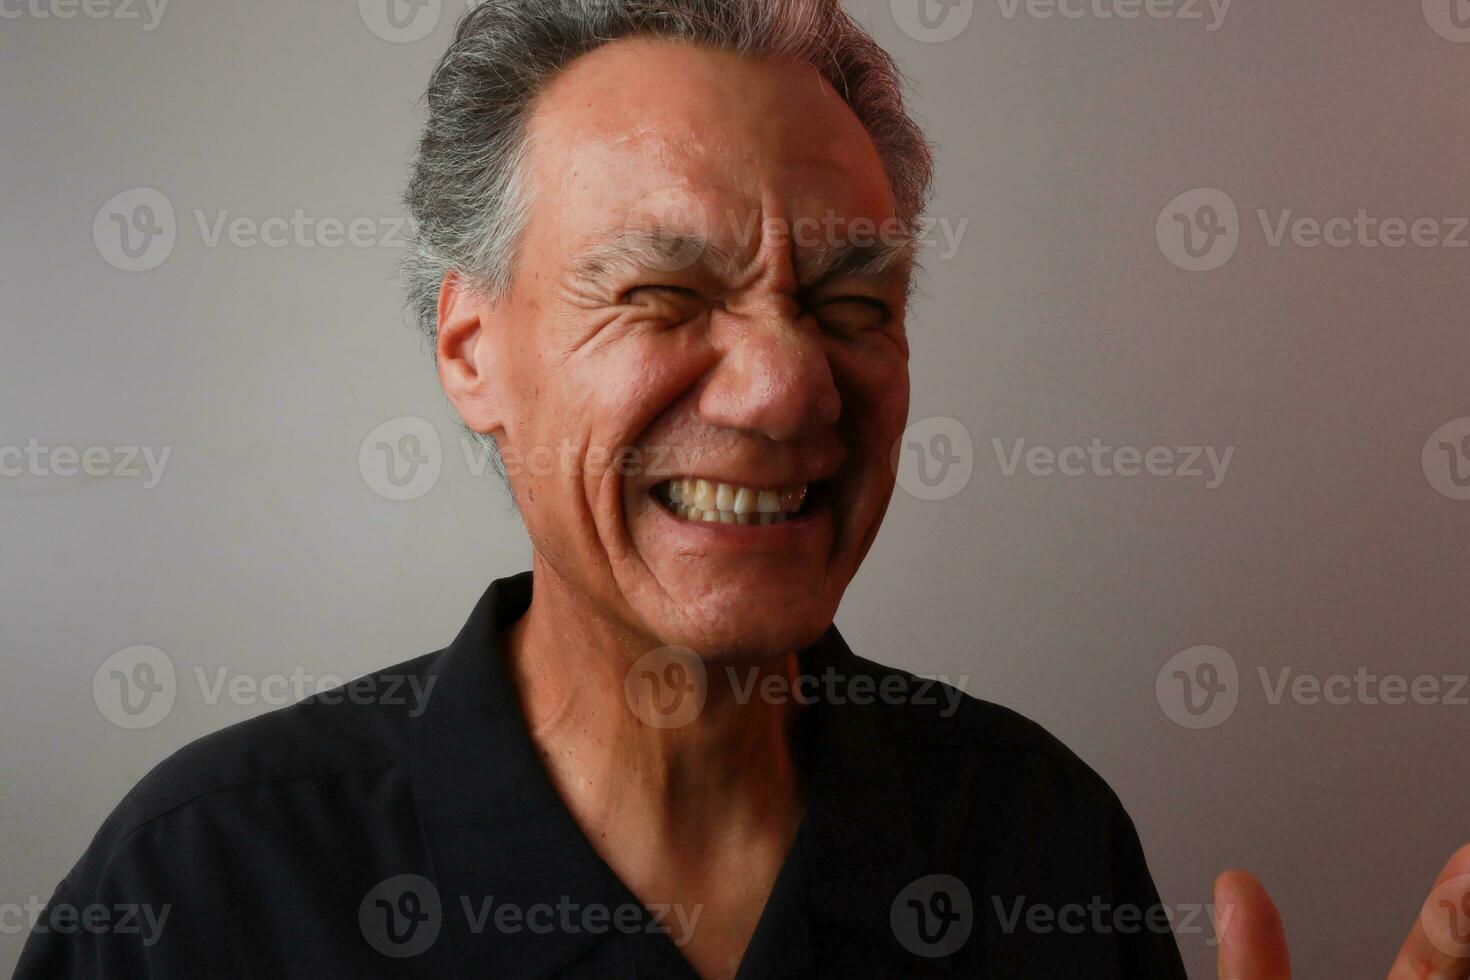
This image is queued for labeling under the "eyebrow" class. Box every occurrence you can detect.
[569,224,917,291]
[570,229,737,287]
[795,236,916,288]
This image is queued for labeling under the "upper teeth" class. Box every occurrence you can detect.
[663,479,807,525]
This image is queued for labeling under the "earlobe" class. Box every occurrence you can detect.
[436,271,505,437]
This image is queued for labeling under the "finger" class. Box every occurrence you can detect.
[1215,869,1291,980]
[1387,842,1470,980]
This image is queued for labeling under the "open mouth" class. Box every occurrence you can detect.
[653,478,816,526]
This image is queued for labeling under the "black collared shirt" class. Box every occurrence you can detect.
[19,572,1187,978]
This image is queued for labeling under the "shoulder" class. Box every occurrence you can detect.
[839,652,1166,901]
[60,650,441,898]
[840,650,1129,816]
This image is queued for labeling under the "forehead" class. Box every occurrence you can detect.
[523,38,895,247]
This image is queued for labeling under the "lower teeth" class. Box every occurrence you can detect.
[672,503,787,525]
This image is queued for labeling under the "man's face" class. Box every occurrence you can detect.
[452,39,911,659]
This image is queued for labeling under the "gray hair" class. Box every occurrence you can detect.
[401,0,934,475]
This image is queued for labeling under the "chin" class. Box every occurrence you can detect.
[661,590,841,663]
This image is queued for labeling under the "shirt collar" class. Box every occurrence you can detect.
[409,571,938,977]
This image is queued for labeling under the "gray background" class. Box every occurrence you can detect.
[2,0,1468,975]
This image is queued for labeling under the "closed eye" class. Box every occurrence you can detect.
[624,284,703,302]
[620,284,708,327]
[811,295,890,334]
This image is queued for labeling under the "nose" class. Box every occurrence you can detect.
[698,298,842,443]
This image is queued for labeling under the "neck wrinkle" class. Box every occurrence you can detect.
[504,562,806,859]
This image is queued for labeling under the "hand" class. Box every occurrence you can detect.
[1215,844,1470,979]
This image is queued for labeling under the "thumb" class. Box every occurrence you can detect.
[1215,869,1292,980]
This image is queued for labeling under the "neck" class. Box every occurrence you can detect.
[503,561,806,868]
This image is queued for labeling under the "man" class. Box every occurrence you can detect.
[19,1,1468,977]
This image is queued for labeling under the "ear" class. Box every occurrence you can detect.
[436,271,505,438]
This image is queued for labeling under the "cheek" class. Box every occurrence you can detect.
[558,333,710,490]
[835,346,911,453]
[878,374,911,451]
